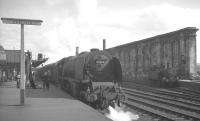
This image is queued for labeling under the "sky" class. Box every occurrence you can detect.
[0,0,200,64]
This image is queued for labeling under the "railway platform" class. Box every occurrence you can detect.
[179,79,200,92]
[0,81,112,121]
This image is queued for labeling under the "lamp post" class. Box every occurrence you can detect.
[1,17,43,105]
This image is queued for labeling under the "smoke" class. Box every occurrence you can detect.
[105,104,139,121]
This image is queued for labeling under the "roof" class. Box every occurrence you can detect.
[108,27,198,49]
[0,45,4,51]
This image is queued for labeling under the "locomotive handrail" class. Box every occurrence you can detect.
[92,82,114,86]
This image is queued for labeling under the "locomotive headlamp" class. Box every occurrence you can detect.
[95,60,106,64]
[94,55,108,65]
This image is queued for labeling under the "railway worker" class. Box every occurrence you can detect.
[43,71,48,89]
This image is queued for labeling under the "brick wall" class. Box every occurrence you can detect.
[107,27,198,84]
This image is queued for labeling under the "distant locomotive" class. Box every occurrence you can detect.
[37,49,125,109]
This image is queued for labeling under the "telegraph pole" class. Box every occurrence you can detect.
[1,17,43,105]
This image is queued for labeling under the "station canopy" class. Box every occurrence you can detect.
[0,45,6,64]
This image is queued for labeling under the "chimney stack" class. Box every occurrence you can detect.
[76,47,79,56]
[103,39,106,50]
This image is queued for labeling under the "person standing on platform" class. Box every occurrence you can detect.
[32,72,36,82]
[16,73,20,88]
[43,71,47,90]
[46,70,50,90]
[2,71,6,82]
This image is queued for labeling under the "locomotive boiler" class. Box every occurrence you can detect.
[60,49,125,109]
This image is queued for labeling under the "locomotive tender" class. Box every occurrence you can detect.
[38,48,125,109]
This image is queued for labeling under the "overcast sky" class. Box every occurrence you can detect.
[0,0,200,64]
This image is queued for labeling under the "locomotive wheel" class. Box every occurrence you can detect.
[109,100,115,108]
[101,98,108,109]
[116,98,121,107]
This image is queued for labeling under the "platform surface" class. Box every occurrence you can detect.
[0,82,112,121]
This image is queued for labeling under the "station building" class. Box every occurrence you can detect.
[0,45,20,81]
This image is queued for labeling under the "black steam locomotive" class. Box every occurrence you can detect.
[37,49,125,109]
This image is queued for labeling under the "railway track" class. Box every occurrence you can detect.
[122,84,200,121]
[123,88,200,112]
[124,83,200,104]
[155,88,200,102]
[169,87,200,98]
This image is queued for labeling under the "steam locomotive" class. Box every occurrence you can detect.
[37,49,125,109]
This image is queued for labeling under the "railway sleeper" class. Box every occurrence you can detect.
[123,87,200,107]
[125,84,200,103]
[124,90,200,113]
[123,88,200,110]
[170,88,200,98]
[127,95,200,120]
[125,100,185,121]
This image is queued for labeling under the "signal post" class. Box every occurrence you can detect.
[1,18,43,105]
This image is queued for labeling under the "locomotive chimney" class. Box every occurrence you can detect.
[76,47,79,56]
[103,39,106,50]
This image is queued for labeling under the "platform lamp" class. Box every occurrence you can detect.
[1,17,43,105]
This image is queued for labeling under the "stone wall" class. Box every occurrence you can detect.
[107,27,198,83]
